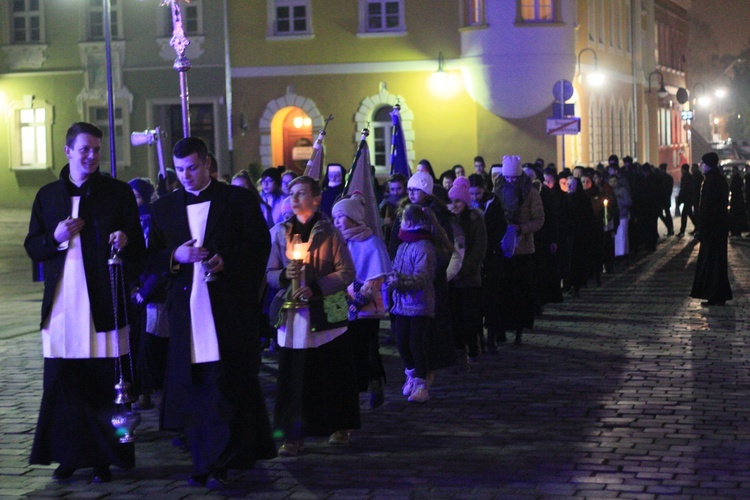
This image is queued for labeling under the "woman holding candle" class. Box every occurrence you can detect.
[265,176,358,456]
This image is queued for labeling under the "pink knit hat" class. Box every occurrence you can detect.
[448,176,471,206]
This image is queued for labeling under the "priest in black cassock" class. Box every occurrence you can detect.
[25,122,146,483]
[148,137,276,488]
[691,152,733,306]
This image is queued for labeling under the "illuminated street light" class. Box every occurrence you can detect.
[715,88,727,99]
[577,48,604,86]
[647,70,669,99]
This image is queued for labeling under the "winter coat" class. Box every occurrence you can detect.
[266,215,355,301]
[25,165,146,331]
[390,239,437,317]
[493,176,545,256]
[451,208,487,288]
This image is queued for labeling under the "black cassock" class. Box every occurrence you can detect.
[691,168,733,303]
[149,179,276,474]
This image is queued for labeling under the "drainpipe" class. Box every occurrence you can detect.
[223,0,234,173]
[631,0,639,161]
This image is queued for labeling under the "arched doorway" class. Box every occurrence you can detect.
[270,106,313,174]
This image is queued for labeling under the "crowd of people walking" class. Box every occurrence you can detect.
[24,122,736,488]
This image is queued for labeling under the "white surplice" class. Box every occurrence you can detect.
[42,196,130,359]
[186,201,220,363]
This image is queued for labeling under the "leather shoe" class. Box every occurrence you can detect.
[92,466,112,483]
[701,300,726,307]
[52,464,75,481]
[207,468,229,489]
[187,473,208,487]
[278,440,304,456]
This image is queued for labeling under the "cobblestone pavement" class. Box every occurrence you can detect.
[2,209,750,498]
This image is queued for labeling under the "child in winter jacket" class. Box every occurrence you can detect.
[388,204,451,403]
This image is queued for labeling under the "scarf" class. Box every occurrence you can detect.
[398,227,432,243]
[340,224,373,242]
[497,175,532,224]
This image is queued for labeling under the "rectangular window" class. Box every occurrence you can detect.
[520,0,553,22]
[88,105,126,167]
[366,1,403,31]
[12,0,42,43]
[88,0,120,40]
[275,0,308,35]
[19,108,47,166]
[465,0,484,26]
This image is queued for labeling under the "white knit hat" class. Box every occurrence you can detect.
[502,155,522,177]
[407,171,434,195]
[332,196,365,225]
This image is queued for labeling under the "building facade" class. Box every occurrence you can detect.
[0,0,229,208]
[0,1,690,208]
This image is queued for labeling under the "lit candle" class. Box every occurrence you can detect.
[603,198,609,226]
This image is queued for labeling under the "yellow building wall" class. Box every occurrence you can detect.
[230,0,462,66]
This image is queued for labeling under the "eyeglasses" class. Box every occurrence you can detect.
[407,188,423,194]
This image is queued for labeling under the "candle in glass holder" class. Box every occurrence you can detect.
[603,198,609,226]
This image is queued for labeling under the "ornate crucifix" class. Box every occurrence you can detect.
[163,0,192,138]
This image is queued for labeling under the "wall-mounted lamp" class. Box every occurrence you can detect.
[692,82,711,108]
[428,51,460,99]
[647,71,669,99]
[434,51,448,82]
[577,48,604,86]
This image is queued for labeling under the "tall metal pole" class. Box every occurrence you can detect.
[103,0,117,177]
[169,0,191,138]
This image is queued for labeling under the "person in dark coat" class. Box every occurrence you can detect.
[676,163,695,237]
[690,152,733,306]
[657,163,675,236]
[148,137,276,487]
[728,167,749,236]
[566,177,597,297]
[320,163,346,217]
[25,122,146,483]
[524,165,562,313]
[469,174,507,351]
[690,163,703,235]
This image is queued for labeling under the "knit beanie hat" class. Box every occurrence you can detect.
[502,155,522,177]
[260,167,281,185]
[128,177,155,203]
[332,195,365,226]
[701,152,719,169]
[407,171,434,195]
[448,176,471,206]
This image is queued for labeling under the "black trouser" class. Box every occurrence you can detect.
[679,202,694,234]
[393,315,430,379]
[449,286,483,357]
[659,206,674,234]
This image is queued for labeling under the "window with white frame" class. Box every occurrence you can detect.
[87,105,130,167]
[273,0,310,36]
[371,105,394,168]
[520,0,554,22]
[87,0,121,40]
[363,0,404,32]
[163,0,203,36]
[12,0,43,43]
[9,100,53,170]
[464,0,485,26]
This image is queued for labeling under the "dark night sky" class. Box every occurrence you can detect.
[689,0,750,58]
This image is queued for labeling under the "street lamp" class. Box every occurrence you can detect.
[577,48,604,86]
[647,70,669,99]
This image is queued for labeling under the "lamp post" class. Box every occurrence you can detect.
[102,0,116,177]
[647,70,669,99]
[576,48,604,86]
